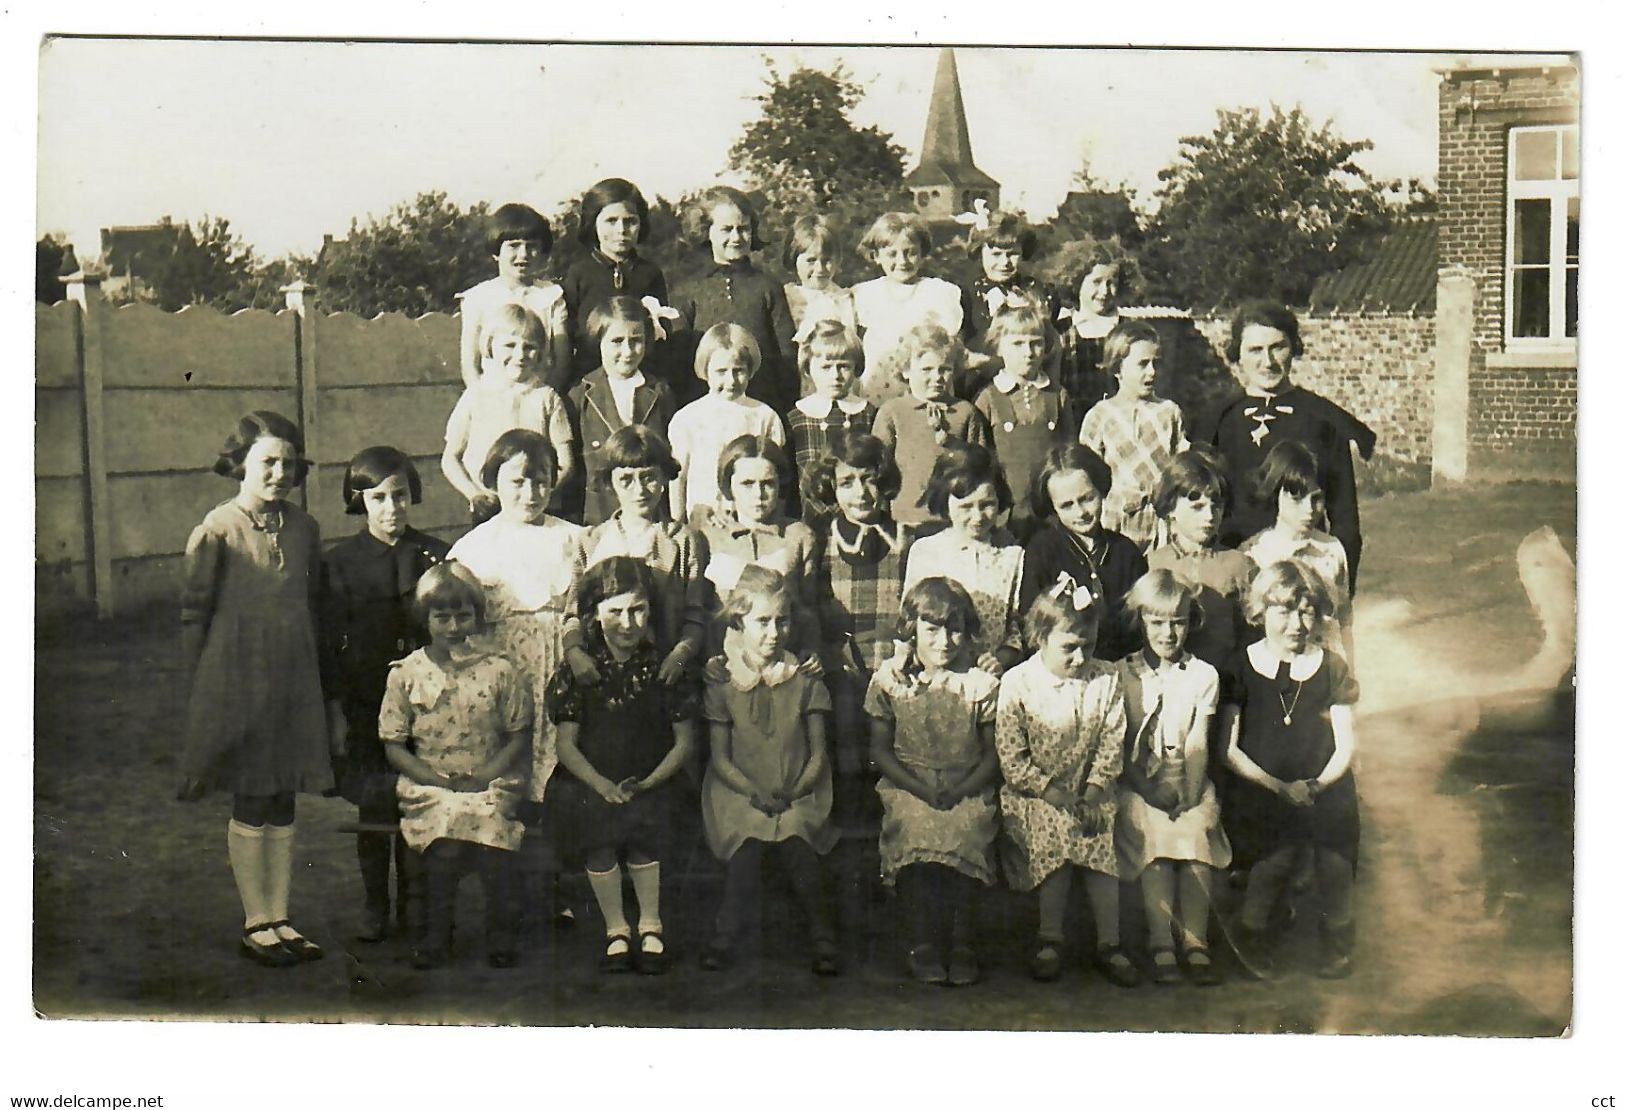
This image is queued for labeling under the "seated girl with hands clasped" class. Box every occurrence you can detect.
[867,577,1000,987]
[996,577,1138,988]
[700,566,840,976]
[378,563,531,971]
[547,557,698,974]
[1115,570,1231,987]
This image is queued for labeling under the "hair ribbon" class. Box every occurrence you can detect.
[985,286,1031,315]
[641,296,681,341]
[952,197,993,231]
[1049,571,1094,612]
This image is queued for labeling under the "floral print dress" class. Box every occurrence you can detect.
[995,655,1127,889]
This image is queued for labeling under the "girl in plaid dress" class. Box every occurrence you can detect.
[1078,321,1189,551]
[805,433,912,817]
[786,320,874,523]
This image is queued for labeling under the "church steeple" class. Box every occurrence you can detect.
[904,47,1000,220]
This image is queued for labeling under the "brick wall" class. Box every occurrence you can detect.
[1191,313,1436,467]
[1437,64,1579,479]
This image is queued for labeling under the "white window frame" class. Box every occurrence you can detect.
[1504,124,1579,350]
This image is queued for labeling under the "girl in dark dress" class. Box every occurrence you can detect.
[321,446,449,942]
[560,178,671,389]
[1222,559,1360,980]
[546,557,699,973]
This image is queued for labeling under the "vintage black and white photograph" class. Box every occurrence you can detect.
[29,26,1584,1069]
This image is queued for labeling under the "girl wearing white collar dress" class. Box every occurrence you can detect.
[785,320,874,523]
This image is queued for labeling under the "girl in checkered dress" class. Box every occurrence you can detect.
[804,433,913,818]
[1078,321,1189,552]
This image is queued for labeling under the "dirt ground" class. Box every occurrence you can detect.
[32,481,1575,1034]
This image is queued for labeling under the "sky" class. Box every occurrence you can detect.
[36,40,1569,262]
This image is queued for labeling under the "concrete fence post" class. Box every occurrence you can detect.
[283,281,321,514]
[64,270,115,618]
[1433,267,1475,483]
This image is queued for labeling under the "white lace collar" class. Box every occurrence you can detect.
[794,394,870,419]
[725,654,799,691]
[992,370,1053,393]
[1247,639,1324,680]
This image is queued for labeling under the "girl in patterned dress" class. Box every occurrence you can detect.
[320,446,449,944]
[782,213,858,338]
[448,430,586,807]
[867,578,1000,987]
[379,563,531,970]
[179,411,333,968]
[1078,320,1189,551]
[1144,447,1254,671]
[1116,571,1231,987]
[902,443,1025,675]
[851,213,965,404]
[701,567,840,975]
[971,300,1076,541]
[546,558,699,974]
[805,433,911,815]
[786,320,874,523]
[1055,249,1127,415]
[997,578,1138,987]
[1239,440,1354,665]
[1222,560,1360,980]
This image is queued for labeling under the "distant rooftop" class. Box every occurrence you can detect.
[1309,215,1438,314]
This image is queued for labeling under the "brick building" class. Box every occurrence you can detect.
[1434,62,1578,480]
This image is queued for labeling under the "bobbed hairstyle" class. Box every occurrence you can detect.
[480,302,547,359]
[1243,558,1333,628]
[971,210,1039,259]
[859,212,932,263]
[214,410,308,485]
[486,202,552,256]
[782,213,841,272]
[480,428,557,490]
[412,561,488,627]
[594,424,681,491]
[1031,443,1114,519]
[1125,568,1203,630]
[1100,319,1162,377]
[984,300,1057,355]
[721,564,794,630]
[583,295,656,350]
[693,322,762,380]
[921,439,1012,519]
[1154,445,1232,519]
[575,555,663,647]
[578,178,652,249]
[801,431,901,512]
[717,434,792,502]
[342,445,422,514]
[900,576,981,643]
[1023,577,1102,648]
[1227,299,1303,365]
[1250,440,1321,508]
[796,319,865,378]
[898,321,964,369]
[683,185,765,251]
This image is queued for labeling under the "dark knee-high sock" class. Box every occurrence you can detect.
[422,841,466,950]
[715,839,765,943]
[478,846,520,952]
[779,838,833,943]
[896,865,936,948]
[357,833,393,916]
[943,869,977,948]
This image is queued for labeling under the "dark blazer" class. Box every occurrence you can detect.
[567,368,678,526]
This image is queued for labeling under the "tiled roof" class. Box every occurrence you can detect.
[1309,216,1437,314]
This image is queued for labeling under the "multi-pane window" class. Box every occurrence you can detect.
[1506,125,1579,344]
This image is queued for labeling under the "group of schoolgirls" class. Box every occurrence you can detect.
[175,177,1375,992]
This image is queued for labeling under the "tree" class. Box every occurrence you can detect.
[1140,105,1413,310]
[135,216,266,312]
[36,234,75,304]
[728,63,911,217]
[314,191,493,317]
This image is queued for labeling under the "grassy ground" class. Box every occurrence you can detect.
[32,481,1575,1033]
